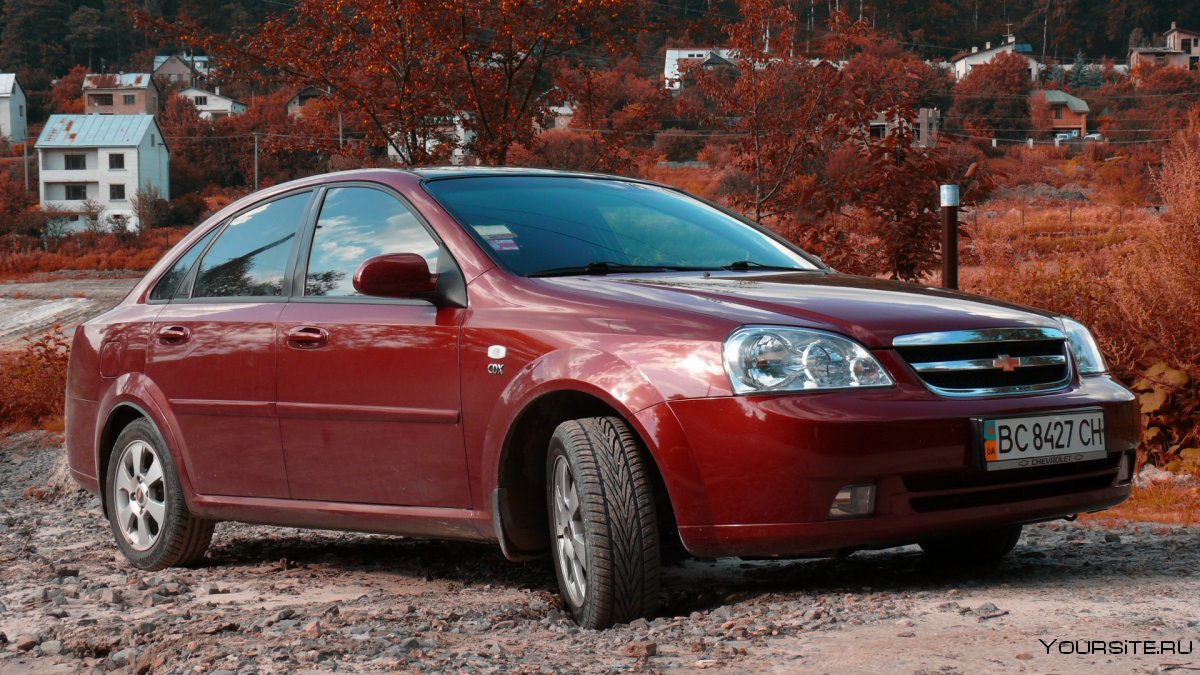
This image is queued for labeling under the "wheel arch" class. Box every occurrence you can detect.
[490,387,679,561]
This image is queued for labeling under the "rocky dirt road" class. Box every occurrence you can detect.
[1,432,1198,674]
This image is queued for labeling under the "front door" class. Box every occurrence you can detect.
[276,185,469,507]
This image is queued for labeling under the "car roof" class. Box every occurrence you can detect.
[408,166,655,184]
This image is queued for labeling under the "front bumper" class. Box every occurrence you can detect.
[643,375,1138,558]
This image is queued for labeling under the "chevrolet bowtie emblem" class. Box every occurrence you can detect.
[992,354,1020,372]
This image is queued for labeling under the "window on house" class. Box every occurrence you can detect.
[65,154,86,170]
[18,105,23,117]
[194,95,208,106]
[109,153,125,170]
[65,185,87,200]
[110,184,126,201]
[90,94,114,106]
[123,94,136,105]
[1055,108,1064,119]
[150,135,156,147]
[869,123,887,139]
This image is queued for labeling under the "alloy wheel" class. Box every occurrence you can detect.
[113,440,167,551]
[551,455,588,606]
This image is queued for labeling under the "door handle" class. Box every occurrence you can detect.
[157,326,190,343]
[285,326,330,349]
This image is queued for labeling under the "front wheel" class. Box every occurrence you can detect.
[546,417,660,629]
[919,523,1023,565]
[105,419,214,570]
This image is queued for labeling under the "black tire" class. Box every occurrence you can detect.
[545,417,661,629]
[919,523,1023,565]
[105,418,214,570]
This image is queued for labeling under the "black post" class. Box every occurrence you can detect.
[940,185,959,290]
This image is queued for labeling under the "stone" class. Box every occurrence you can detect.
[621,641,657,658]
[13,634,39,651]
[303,620,321,638]
[39,640,64,656]
[99,588,123,605]
[1105,533,1121,543]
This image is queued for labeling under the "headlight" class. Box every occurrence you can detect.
[1060,317,1106,375]
[723,326,893,394]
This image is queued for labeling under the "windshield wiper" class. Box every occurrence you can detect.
[528,261,706,278]
[724,260,810,272]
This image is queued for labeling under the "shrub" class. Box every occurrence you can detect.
[0,327,71,431]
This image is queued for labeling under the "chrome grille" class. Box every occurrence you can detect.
[893,328,1072,397]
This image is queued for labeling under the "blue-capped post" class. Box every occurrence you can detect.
[940,184,960,289]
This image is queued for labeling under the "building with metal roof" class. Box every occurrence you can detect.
[82,73,160,117]
[35,114,170,230]
[0,74,27,142]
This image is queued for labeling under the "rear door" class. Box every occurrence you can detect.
[146,190,314,498]
[276,184,469,507]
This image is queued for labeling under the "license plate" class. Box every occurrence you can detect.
[975,409,1107,471]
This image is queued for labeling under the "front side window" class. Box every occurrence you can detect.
[109,153,125,170]
[65,154,86,170]
[194,95,208,106]
[192,192,311,298]
[65,184,87,200]
[110,184,126,200]
[148,227,219,302]
[90,93,113,106]
[123,94,136,105]
[425,177,816,277]
[304,186,439,297]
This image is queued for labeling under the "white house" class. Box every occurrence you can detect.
[179,86,246,120]
[951,35,1041,81]
[0,74,27,142]
[36,114,169,230]
[663,48,739,89]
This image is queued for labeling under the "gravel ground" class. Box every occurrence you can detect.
[1,431,1198,674]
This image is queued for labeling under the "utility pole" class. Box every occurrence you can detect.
[23,142,29,192]
[940,185,960,290]
[253,132,259,191]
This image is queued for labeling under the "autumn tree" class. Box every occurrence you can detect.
[949,51,1036,141]
[48,65,87,115]
[142,0,643,166]
[689,3,868,223]
[547,58,671,173]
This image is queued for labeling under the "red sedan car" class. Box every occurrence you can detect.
[66,168,1137,628]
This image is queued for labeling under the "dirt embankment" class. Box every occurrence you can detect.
[1,432,1198,673]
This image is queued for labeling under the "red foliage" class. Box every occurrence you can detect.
[0,228,189,280]
[48,65,87,114]
[949,51,1036,141]
[0,327,70,431]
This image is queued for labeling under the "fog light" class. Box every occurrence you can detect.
[1116,453,1131,484]
[829,484,876,518]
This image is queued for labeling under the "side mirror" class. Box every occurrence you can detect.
[352,253,437,298]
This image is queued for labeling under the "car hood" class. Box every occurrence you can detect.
[547,271,1062,349]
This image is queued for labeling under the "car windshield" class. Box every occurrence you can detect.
[423,176,819,277]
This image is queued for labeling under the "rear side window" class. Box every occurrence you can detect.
[193,192,311,298]
[303,186,440,298]
[148,227,217,302]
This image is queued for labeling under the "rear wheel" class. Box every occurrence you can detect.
[106,419,214,570]
[546,417,660,629]
[919,523,1023,565]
